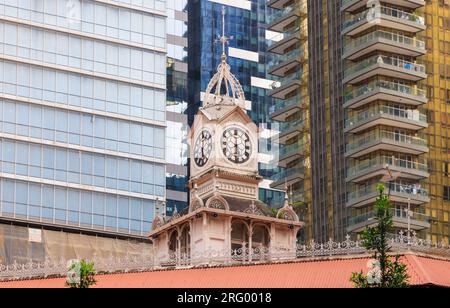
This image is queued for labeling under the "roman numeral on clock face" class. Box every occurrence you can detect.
[194,130,212,167]
[221,128,251,164]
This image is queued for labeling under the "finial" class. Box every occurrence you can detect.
[284,180,289,202]
[203,6,244,107]
[155,197,160,216]
[220,6,229,63]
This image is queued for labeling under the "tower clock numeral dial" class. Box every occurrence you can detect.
[194,130,212,167]
[222,128,251,164]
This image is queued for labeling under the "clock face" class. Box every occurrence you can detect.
[221,127,252,164]
[194,130,212,167]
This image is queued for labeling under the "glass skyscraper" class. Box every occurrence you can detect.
[188,0,284,208]
[0,0,167,239]
[165,0,189,216]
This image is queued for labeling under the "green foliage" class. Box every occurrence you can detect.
[350,184,410,288]
[66,260,97,289]
[292,201,305,212]
[271,208,278,217]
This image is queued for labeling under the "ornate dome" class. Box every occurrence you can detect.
[277,191,299,222]
[202,8,246,110]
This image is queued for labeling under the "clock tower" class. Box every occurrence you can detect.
[188,8,260,202]
[149,8,303,266]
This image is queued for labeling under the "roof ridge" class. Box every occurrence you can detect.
[405,254,433,286]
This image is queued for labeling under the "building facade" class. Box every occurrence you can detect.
[188,0,285,209]
[342,0,430,238]
[0,0,167,241]
[265,0,311,240]
[420,0,450,244]
[165,0,190,216]
[305,0,348,243]
[269,0,450,244]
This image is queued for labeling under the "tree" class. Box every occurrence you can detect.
[66,259,97,289]
[350,184,409,288]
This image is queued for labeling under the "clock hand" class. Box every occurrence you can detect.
[234,133,238,158]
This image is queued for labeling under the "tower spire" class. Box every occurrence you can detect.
[220,6,229,63]
[202,6,245,108]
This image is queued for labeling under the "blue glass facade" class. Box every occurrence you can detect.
[188,0,284,207]
[0,0,167,237]
[189,1,279,123]
[165,0,189,215]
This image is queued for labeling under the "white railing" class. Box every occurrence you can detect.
[343,5,425,31]
[1,232,449,281]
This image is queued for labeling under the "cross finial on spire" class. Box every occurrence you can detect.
[220,6,229,62]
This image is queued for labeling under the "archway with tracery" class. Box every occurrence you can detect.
[168,229,178,258]
[230,220,250,259]
[179,224,190,260]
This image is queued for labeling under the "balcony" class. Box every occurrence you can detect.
[267,2,307,32]
[274,118,307,144]
[341,0,426,13]
[291,192,306,206]
[342,6,426,37]
[345,105,428,134]
[343,30,426,61]
[268,0,301,10]
[270,167,305,189]
[268,26,305,54]
[346,130,428,158]
[343,55,427,85]
[346,182,430,208]
[268,48,307,77]
[347,209,430,233]
[344,80,428,109]
[346,156,429,183]
[275,142,306,167]
[268,72,305,99]
[269,95,305,122]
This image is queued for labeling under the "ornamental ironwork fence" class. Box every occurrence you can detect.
[1,231,449,281]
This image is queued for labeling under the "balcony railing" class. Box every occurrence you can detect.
[343,5,425,32]
[270,71,304,90]
[267,2,307,25]
[347,155,428,178]
[346,130,427,153]
[347,182,429,203]
[279,141,305,159]
[344,79,427,103]
[268,25,304,48]
[291,192,305,205]
[270,166,304,183]
[344,55,426,80]
[278,118,306,133]
[344,30,426,54]
[270,95,304,114]
[268,48,306,69]
[345,105,427,129]
[348,208,429,227]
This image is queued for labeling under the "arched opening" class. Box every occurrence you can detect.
[179,225,190,260]
[168,230,178,258]
[251,225,270,249]
[231,220,249,260]
[251,225,270,260]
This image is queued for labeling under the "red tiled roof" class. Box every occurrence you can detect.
[1,254,449,288]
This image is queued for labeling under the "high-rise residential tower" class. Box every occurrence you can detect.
[0,0,167,260]
[268,0,450,243]
[342,0,430,237]
[266,0,311,240]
